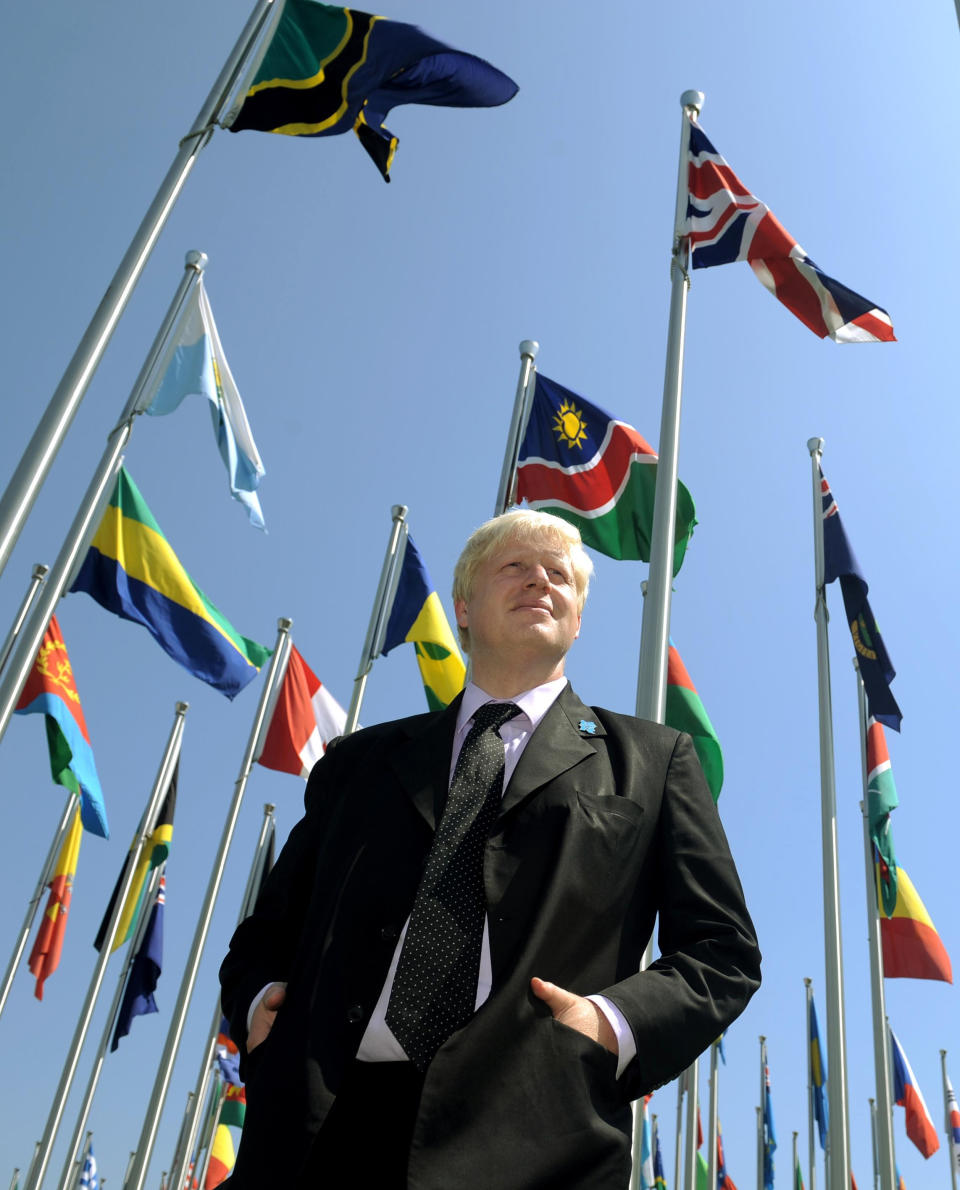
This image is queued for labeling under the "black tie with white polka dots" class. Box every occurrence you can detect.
[386,701,522,1070]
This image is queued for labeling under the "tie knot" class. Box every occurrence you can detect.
[470,701,522,736]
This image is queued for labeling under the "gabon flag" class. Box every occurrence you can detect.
[29,803,83,999]
[257,645,347,777]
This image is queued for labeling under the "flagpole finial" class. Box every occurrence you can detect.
[175,701,189,714]
[807,436,824,456]
[391,505,409,522]
[680,90,704,115]
[184,250,208,272]
[264,802,275,814]
[519,340,539,360]
[277,617,292,632]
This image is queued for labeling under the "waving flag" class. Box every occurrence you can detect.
[890,1026,940,1157]
[820,467,901,730]
[28,804,83,999]
[220,1081,247,1128]
[879,864,952,982]
[79,1141,98,1190]
[257,645,346,777]
[685,118,894,342]
[203,1124,235,1189]
[762,1045,777,1189]
[809,992,828,1149]
[382,535,465,709]
[225,0,517,181]
[111,876,166,1050]
[717,1122,738,1190]
[516,374,696,573]
[945,1072,960,1177]
[653,1119,667,1189]
[665,639,722,800]
[71,468,269,698]
[866,716,899,914]
[14,614,108,837]
[145,279,266,529]
[638,1095,654,1189]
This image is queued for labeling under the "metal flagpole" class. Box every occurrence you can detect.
[682,1058,698,1190]
[869,1099,878,1190]
[707,1040,719,1190]
[758,1039,765,1190]
[0,790,78,1021]
[0,253,208,753]
[66,1134,93,1190]
[0,564,48,677]
[194,1080,227,1190]
[807,436,852,1190]
[941,1050,960,1190]
[855,664,896,1190]
[630,1101,643,1190]
[635,89,702,724]
[166,1090,196,1190]
[805,978,817,1190]
[0,0,278,584]
[674,1073,685,1190]
[344,507,409,734]
[55,864,166,1190]
[167,805,276,1190]
[494,340,539,515]
[793,1133,800,1190]
[23,703,187,1190]
[123,620,292,1190]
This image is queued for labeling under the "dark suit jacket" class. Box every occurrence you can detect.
[220,684,760,1189]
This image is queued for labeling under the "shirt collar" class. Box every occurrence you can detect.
[455,677,568,738]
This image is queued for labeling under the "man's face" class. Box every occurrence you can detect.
[454,534,581,671]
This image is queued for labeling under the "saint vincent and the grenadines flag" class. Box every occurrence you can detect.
[382,535,465,710]
[14,614,109,838]
[225,0,518,181]
[71,468,269,698]
[28,803,83,1000]
[516,374,697,574]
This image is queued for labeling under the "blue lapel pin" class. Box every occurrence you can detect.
[579,719,597,735]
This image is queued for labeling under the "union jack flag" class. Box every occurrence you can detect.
[685,120,895,343]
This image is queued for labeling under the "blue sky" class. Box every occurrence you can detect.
[1,0,958,1186]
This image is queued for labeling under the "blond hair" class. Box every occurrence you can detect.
[452,510,593,652]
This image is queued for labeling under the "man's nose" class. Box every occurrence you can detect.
[525,565,549,588]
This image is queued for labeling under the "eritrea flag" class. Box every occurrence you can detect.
[665,639,723,800]
[516,374,696,573]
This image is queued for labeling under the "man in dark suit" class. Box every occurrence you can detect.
[220,510,760,1189]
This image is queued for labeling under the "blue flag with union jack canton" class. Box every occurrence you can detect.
[820,467,902,730]
[685,119,895,343]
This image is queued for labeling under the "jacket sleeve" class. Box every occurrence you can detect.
[601,731,761,1099]
[219,738,345,1053]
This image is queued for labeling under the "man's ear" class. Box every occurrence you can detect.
[454,597,468,629]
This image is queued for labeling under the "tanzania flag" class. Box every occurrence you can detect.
[879,864,952,982]
[225,0,517,181]
[665,639,722,800]
[94,760,177,954]
[70,468,269,698]
[14,614,108,837]
[866,716,899,915]
[382,535,465,710]
[516,374,697,573]
[29,804,83,999]
[820,467,901,730]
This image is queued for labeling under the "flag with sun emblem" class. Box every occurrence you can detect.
[14,614,108,837]
[516,374,697,573]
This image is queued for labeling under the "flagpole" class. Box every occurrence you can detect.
[0,564,48,677]
[165,1091,195,1190]
[123,620,292,1190]
[869,1099,878,1190]
[942,1050,959,1190]
[0,790,78,1021]
[194,1081,227,1190]
[794,1133,800,1190]
[708,1040,719,1190]
[855,664,896,1190]
[23,702,188,1190]
[630,1101,643,1190]
[54,864,166,1190]
[635,89,702,724]
[682,1058,698,1190]
[66,1134,93,1190]
[0,0,279,584]
[674,1074,685,1190]
[805,978,817,1190]
[758,1037,766,1190]
[344,506,409,734]
[807,436,852,1190]
[0,252,208,754]
[167,804,276,1190]
[494,340,539,515]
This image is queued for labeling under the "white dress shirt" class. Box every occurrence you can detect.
[252,678,637,1076]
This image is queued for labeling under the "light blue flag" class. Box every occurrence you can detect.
[145,280,266,529]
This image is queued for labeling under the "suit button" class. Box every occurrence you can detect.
[380,924,399,942]
[346,1004,364,1024]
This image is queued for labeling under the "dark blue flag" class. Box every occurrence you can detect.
[111,877,165,1050]
[820,467,902,731]
[763,1051,777,1190]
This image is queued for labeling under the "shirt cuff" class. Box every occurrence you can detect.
[587,994,637,1078]
[246,982,282,1035]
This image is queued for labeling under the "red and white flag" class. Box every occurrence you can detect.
[258,646,346,778]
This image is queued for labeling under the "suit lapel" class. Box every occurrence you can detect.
[498,684,606,819]
[388,696,462,830]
